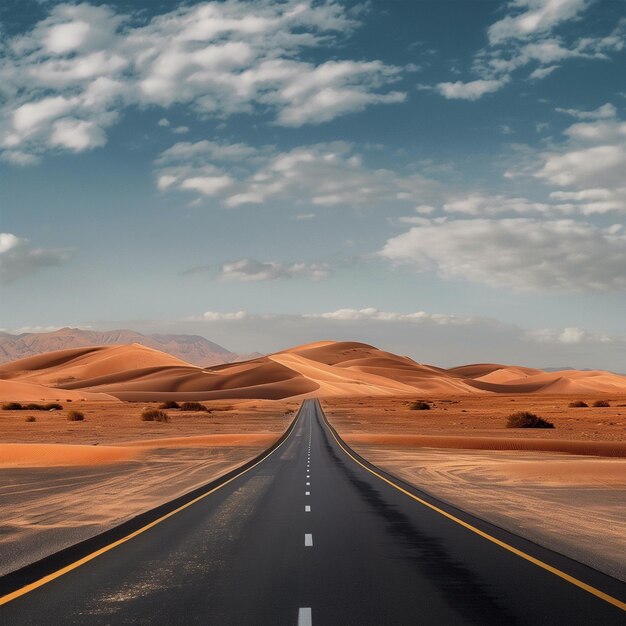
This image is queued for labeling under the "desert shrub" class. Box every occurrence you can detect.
[66,399,73,402]
[45,403,63,411]
[141,409,170,422]
[410,401,431,411]
[2,402,23,410]
[568,400,588,408]
[506,411,554,429]
[592,400,610,407]
[24,403,46,411]
[159,400,180,409]
[67,410,85,421]
[25,416,36,422]
[180,402,209,412]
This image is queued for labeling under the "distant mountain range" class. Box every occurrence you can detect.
[0,328,258,367]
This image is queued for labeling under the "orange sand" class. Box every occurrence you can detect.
[0,443,142,467]
[3,340,626,402]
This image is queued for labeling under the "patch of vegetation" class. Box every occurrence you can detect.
[24,403,47,410]
[506,411,554,429]
[67,410,85,421]
[2,402,23,410]
[180,402,209,412]
[25,416,36,422]
[568,400,588,408]
[141,409,170,422]
[159,400,180,409]
[45,403,63,410]
[592,400,610,407]
[409,400,431,411]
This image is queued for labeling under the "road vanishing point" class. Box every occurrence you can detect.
[1,399,624,625]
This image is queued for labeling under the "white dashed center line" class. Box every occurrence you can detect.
[298,607,312,626]
[305,505,311,512]
[305,533,313,547]
[305,491,310,496]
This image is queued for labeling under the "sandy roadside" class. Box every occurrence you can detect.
[0,400,295,576]
[323,396,626,582]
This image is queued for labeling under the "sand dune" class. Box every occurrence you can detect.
[1,340,625,401]
[345,433,626,457]
[0,379,119,403]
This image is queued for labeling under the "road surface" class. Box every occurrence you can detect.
[1,399,624,625]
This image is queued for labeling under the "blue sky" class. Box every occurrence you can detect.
[1,0,625,368]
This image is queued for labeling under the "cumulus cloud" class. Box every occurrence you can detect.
[431,0,624,99]
[379,218,626,293]
[304,307,474,324]
[442,194,552,215]
[155,139,436,206]
[219,259,330,281]
[436,78,506,100]
[555,102,617,120]
[535,115,626,214]
[194,311,248,321]
[526,326,615,345]
[0,1,404,162]
[487,0,589,44]
[0,233,72,283]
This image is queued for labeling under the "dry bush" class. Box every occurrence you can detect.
[506,411,554,429]
[141,409,170,422]
[410,401,431,411]
[2,402,23,410]
[67,410,85,421]
[45,403,63,410]
[159,400,180,409]
[568,400,588,408]
[180,402,209,412]
[25,415,36,422]
[592,400,610,407]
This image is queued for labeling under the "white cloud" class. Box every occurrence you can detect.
[442,194,552,215]
[180,175,234,196]
[379,218,626,293]
[436,79,506,100]
[219,259,330,281]
[432,0,624,99]
[49,118,107,152]
[0,1,404,162]
[0,233,72,283]
[488,0,589,44]
[155,139,437,207]
[527,326,615,345]
[304,307,474,325]
[555,102,617,120]
[528,64,558,79]
[533,115,626,214]
[196,311,248,321]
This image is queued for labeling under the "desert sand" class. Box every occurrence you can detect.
[0,399,296,576]
[2,341,625,581]
[2,340,626,402]
[323,396,626,581]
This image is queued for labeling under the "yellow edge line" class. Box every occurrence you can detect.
[321,404,626,612]
[0,409,302,607]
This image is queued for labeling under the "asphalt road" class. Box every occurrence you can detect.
[1,399,624,625]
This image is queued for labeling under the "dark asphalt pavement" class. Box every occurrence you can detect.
[1,399,624,625]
